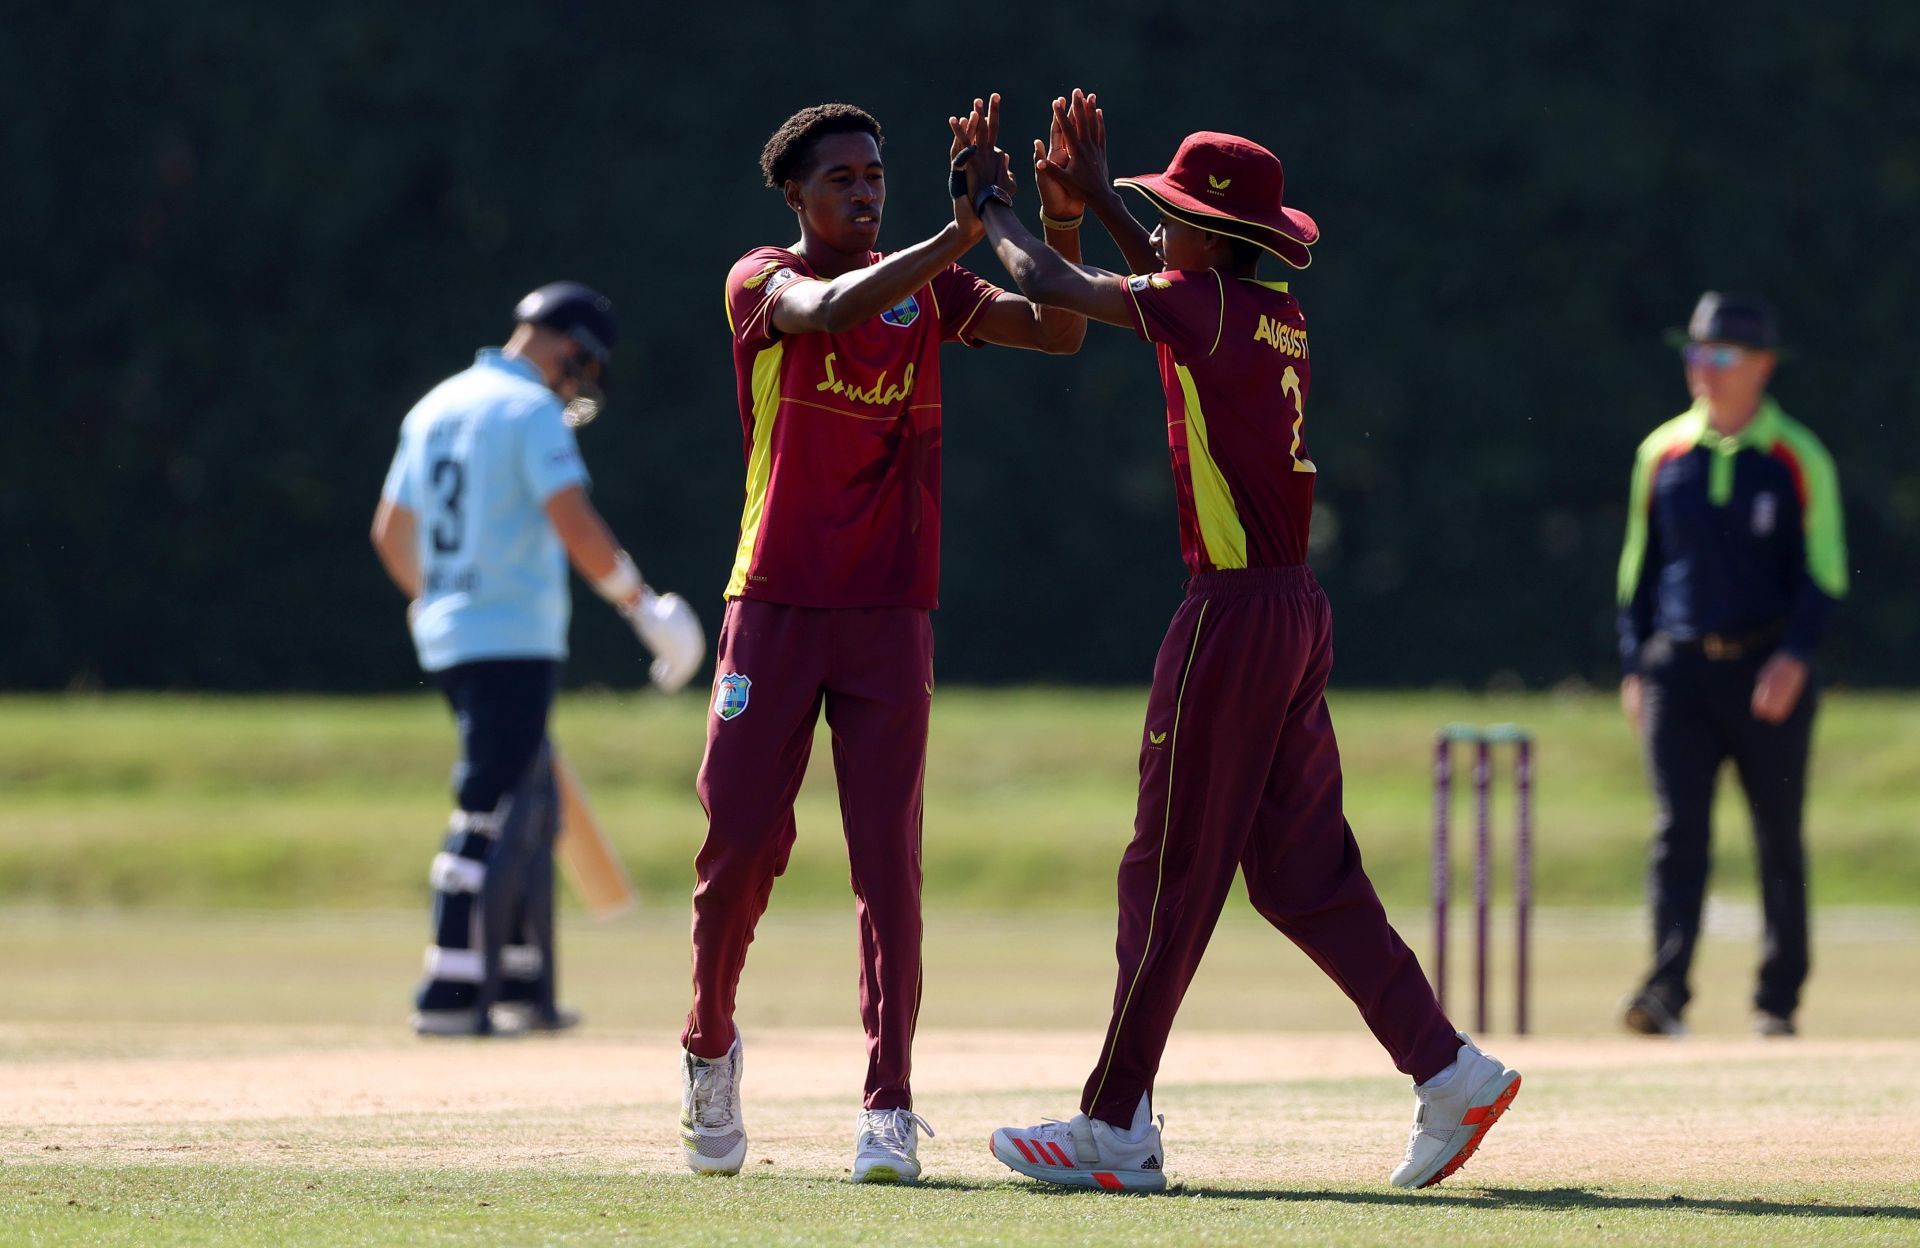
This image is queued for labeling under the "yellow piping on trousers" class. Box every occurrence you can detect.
[1088,598,1211,1113]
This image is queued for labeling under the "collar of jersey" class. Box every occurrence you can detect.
[475,348,545,385]
[1687,396,1782,455]
[1681,396,1783,505]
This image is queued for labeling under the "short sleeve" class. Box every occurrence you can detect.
[380,429,417,508]
[519,400,591,503]
[931,263,1003,345]
[1123,268,1227,359]
[726,247,813,349]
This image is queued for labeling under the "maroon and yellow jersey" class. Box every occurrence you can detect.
[1124,268,1315,573]
[722,246,1001,609]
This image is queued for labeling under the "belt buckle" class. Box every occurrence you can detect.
[1703,634,1739,661]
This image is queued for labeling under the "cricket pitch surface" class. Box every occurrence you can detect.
[3,909,1917,1245]
[0,1023,1915,1182]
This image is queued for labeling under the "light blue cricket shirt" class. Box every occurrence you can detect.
[380,349,590,672]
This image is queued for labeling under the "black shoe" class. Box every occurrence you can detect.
[1750,1009,1796,1038]
[1619,991,1687,1037]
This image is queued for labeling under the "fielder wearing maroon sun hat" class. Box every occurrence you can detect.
[952,92,1518,1198]
[1115,131,1319,269]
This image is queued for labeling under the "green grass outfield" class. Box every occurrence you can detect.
[6,1162,1914,1248]
[4,690,1917,1246]
[2,907,1917,1246]
[2,689,1917,911]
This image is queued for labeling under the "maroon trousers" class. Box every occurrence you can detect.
[1082,567,1460,1126]
[683,598,933,1110]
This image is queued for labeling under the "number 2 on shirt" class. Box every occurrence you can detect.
[1282,366,1315,474]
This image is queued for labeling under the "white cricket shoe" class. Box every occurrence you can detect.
[679,1036,747,1175]
[1390,1034,1522,1189]
[411,1007,526,1038]
[852,1108,935,1183]
[489,1003,581,1033]
[990,1113,1167,1192]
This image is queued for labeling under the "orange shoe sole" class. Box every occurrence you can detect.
[1420,1073,1522,1188]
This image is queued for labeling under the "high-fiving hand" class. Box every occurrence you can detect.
[949,89,1114,230]
[946,112,984,243]
[1035,88,1111,217]
[949,94,1017,217]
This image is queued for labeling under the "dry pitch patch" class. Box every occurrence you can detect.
[2,1025,1914,1186]
[3,908,1917,1243]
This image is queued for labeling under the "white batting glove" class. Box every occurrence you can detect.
[626,589,705,694]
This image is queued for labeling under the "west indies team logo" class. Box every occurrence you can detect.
[880,294,920,328]
[714,673,752,721]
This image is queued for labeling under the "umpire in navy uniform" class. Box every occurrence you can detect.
[1615,292,1849,1039]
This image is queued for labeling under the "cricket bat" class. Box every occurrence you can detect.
[553,752,638,920]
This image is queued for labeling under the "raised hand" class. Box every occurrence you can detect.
[971,94,1017,195]
[951,96,1015,210]
[947,108,990,243]
[1050,87,1158,274]
[973,93,999,156]
[1044,88,1113,206]
[1032,96,1084,220]
[949,95,1001,171]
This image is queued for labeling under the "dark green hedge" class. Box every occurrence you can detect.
[7,3,1917,689]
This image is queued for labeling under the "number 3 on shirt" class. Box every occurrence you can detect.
[430,457,466,554]
[1282,366,1315,474]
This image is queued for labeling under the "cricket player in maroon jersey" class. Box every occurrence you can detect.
[951,92,1522,1191]
[677,101,1091,1184]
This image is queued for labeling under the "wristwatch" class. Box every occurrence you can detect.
[972,182,1013,217]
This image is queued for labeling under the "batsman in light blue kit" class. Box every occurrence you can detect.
[372,281,706,1036]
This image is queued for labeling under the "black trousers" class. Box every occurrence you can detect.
[416,658,563,1017]
[1638,640,1815,1019]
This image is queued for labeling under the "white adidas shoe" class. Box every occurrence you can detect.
[852,1108,935,1183]
[679,1036,747,1175]
[990,1112,1167,1192]
[1390,1033,1522,1189]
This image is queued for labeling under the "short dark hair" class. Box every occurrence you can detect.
[1228,237,1263,270]
[760,103,884,189]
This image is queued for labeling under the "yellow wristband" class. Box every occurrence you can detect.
[1040,210,1085,231]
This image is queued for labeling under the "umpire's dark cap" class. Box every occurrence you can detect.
[1665,291,1780,351]
[514,281,618,370]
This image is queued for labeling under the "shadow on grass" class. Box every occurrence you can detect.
[1121,1184,1920,1220]
[675,1171,1914,1221]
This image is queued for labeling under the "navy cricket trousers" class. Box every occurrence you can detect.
[1637,638,1815,1019]
[416,658,562,1015]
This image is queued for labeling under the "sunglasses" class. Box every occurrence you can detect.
[1683,343,1750,370]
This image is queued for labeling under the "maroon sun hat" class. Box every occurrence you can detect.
[1115,131,1319,269]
